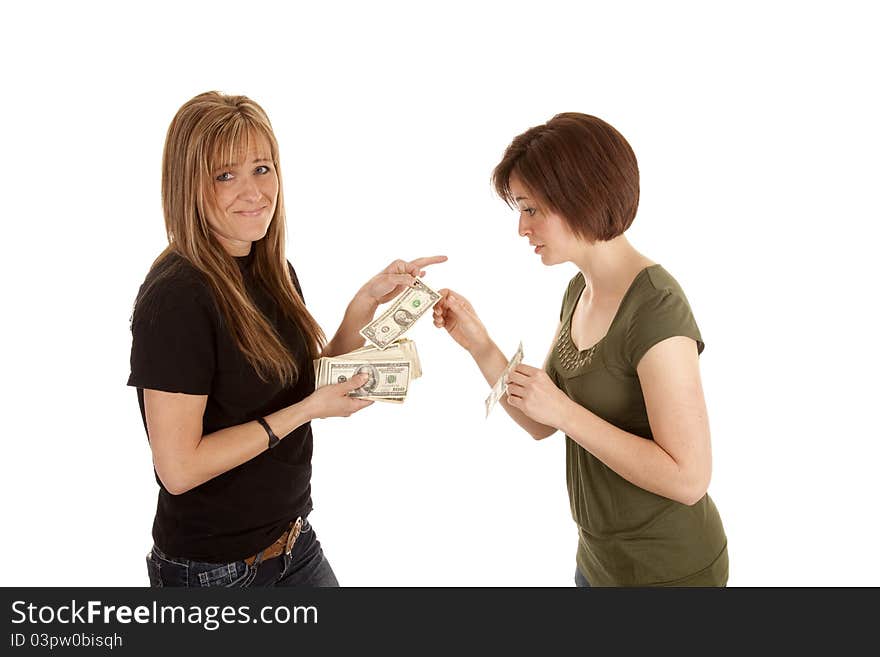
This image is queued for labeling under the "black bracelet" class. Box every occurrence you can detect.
[256,417,280,449]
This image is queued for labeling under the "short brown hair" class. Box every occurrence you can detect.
[492,112,640,242]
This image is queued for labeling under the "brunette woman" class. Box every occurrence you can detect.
[433,113,727,586]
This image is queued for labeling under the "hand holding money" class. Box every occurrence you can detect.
[432,289,491,355]
[306,373,375,419]
[358,256,448,305]
[315,339,423,403]
[505,362,569,428]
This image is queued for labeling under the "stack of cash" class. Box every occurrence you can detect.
[314,339,422,403]
[315,278,437,403]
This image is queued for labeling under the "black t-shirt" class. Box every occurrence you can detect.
[128,249,315,563]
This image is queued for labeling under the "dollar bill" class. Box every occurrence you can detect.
[359,279,441,350]
[318,360,412,401]
[485,341,524,418]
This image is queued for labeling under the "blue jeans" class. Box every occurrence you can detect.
[145,519,339,587]
[574,567,591,588]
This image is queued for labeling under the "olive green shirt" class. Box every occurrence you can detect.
[545,265,728,586]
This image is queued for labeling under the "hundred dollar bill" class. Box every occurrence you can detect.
[359,279,441,350]
[319,360,412,401]
[485,341,524,418]
[345,338,422,379]
[316,356,401,389]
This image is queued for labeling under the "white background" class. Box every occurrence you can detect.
[1,1,877,586]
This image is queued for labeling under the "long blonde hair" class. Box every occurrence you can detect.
[146,91,325,385]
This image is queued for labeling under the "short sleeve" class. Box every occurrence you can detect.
[624,289,704,369]
[128,279,217,395]
[557,273,583,321]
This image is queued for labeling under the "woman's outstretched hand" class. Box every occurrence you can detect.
[359,256,448,305]
[432,289,490,354]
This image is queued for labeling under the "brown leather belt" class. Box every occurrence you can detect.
[243,517,303,566]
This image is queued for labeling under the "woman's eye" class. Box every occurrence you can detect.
[521,207,536,217]
[216,172,233,182]
[255,165,271,175]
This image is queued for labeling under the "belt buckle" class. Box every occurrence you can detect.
[284,517,303,556]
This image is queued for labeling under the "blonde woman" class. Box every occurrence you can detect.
[433,113,727,586]
[129,91,445,587]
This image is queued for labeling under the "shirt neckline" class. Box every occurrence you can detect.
[565,264,661,355]
[234,246,256,271]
